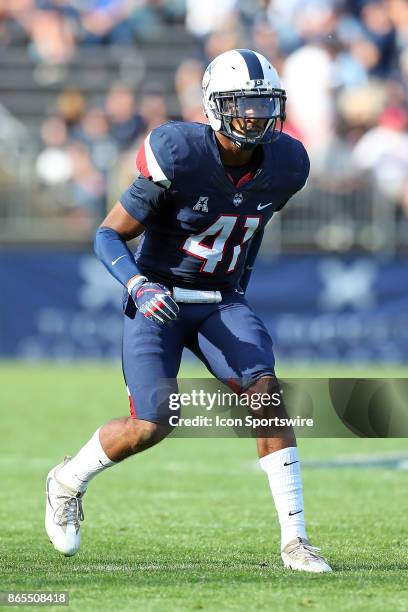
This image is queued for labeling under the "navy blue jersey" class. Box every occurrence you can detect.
[120,121,309,290]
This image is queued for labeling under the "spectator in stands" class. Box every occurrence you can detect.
[2,0,408,236]
[185,0,238,40]
[311,120,364,192]
[66,141,106,220]
[56,89,86,131]
[387,0,408,54]
[105,84,145,150]
[400,47,408,93]
[359,0,395,77]
[203,28,246,62]
[0,0,35,48]
[282,41,336,154]
[336,80,388,133]
[352,106,408,216]
[102,88,169,200]
[35,114,72,186]
[79,0,133,46]
[138,91,169,132]
[264,0,303,54]
[129,0,186,41]
[174,58,206,122]
[28,7,76,63]
[72,105,118,173]
[250,21,281,71]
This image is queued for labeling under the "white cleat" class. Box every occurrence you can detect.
[281,537,332,573]
[45,457,84,557]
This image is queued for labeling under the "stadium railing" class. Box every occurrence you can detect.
[0,35,406,253]
[0,179,404,252]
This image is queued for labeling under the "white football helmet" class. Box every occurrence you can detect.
[202,49,286,148]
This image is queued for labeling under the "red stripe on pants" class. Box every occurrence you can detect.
[128,393,137,419]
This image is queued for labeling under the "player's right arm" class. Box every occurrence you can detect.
[95,124,175,288]
[95,125,179,324]
[94,174,179,325]
[95,202,147,293]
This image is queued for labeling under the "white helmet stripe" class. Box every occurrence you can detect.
[144,132,169,184]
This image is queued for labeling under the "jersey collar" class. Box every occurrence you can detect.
[205,125,267,191]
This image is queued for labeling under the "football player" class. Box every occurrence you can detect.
[45,49,331,572]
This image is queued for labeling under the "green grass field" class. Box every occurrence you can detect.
[1,362,408,611]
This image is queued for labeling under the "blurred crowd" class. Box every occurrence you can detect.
[1,0,408,229]
[34,85,169,228]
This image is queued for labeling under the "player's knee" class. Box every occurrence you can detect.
[243,375,284,417]
[124,417,172,454]
[243,375,296,442]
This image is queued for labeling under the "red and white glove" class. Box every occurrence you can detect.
[129,278,179,325]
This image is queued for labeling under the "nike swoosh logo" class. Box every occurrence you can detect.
[288,509,303,516]
[284,460,299,466]
[257,202,273,210]
[112,255,127,266]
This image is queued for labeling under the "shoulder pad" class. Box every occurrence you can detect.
[136,122,208,188]
[136,123,177,188]
[289,134,310,176]
[275,133,310,190]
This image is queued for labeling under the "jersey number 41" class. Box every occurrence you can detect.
[182,214,260,274]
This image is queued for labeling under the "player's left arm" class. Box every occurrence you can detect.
[275,138,310,213]
[239,138,310,292]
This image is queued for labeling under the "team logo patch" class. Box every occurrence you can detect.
[233,193,243,207]
[193,196,209,212]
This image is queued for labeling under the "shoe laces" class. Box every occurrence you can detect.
[53,492,84,529]
[291,540,325,562]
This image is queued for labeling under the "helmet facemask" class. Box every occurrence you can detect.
[209,89,286,149]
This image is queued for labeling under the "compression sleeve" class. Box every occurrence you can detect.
[239,229,264,292]
[94,227,143,288]
[95,174,168,287]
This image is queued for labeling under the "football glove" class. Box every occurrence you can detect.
[130,279,179,325]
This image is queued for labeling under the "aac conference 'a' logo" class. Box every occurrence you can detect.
[193,196,209,212]
[318,259,377,310]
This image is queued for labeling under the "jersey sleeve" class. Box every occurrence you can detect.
[135,124,175,188]
[291,138,310,191]
[119,175,168,226]
[275,138,310,212]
